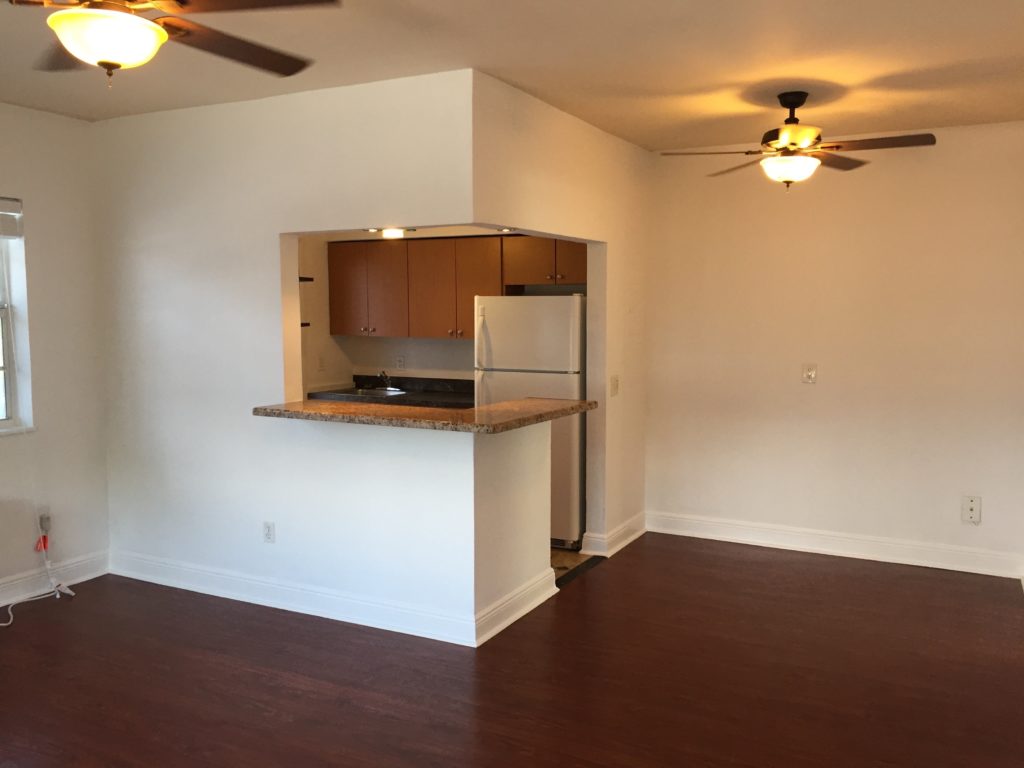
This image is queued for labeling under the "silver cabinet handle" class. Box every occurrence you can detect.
[369,327,376,334]
[545,274,554,280]
[360,326,368,333]
[456,329,464,337]
[556,274,564,280]
[447,329,454,336]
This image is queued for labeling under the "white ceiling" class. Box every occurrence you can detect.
[2,0,1023,150]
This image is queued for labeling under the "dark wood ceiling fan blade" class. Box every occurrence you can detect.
[34,42,90,72]
[151,0,336,13]
[707,158,762,177]
[816,151,869,171]
[661,149,761,156]
[817,133,937,152]
[10,0,80,6]
[155,16,309,76]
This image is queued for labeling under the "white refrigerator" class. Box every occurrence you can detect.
[474,295,585,548]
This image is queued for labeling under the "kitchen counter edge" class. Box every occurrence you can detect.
[252,397,597,434]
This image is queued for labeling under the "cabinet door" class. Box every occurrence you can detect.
[556,240,587,284]
[328,241,368,336]
[408,239,456,339]
[455,237,502,340]
[365,240,409,337]
[502,236,556,286]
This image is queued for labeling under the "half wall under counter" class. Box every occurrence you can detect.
[251,397,597,647]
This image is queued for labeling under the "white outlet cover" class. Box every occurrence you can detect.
[801,364,818,384]
[961,496,982,525]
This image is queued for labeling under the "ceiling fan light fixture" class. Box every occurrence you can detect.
[47,8,168,71]
[759,154,821,185]
[775,123,822,150]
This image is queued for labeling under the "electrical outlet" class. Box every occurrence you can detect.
[316,354,326,373]
[610,374,620,397]
[961,496,981,525]
[38,514,51,534]
[801,363,818,384]
[262,521,276,543]
[396,356,406,370]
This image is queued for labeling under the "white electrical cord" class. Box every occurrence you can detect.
[0,518,75,629]
[0,591,59,628]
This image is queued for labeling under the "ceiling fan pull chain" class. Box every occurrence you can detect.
[99,61,120,89]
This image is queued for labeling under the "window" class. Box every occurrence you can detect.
[0,197,28,429]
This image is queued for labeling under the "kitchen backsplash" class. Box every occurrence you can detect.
[341,336,474,379]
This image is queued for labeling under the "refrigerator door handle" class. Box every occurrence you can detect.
[474,369,486,407]
[475,304,485,368]
[569,295,582,371]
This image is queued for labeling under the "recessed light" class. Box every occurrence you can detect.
[366,228,379,233]
[498,227,513,233]
[381,228,405,240]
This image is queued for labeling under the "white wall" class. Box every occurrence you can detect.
[646,121,1024,576]
[98,71,477,604]
[0,104,109,597]
[339,336,474,380]
[473,422,556,644]
[296,237,353,392]
[471,72,656,553]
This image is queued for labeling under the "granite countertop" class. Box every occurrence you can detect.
[253,398,597,433]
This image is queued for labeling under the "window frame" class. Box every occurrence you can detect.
[0,197,31,434]
[0,286,12,422]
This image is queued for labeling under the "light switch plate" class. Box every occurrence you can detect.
[610,374,620,397]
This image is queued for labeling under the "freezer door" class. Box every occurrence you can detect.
[475,295,583,373]
[475,369,583,544]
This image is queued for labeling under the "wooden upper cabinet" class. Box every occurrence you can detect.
[455,237,502,340]
[328,241,368,336]
[502,236,587,285]
[328,236,503,340]
[408,239,457,339]
[328,240,408,337]
[365,240,409,337]
[502,236,556,286]
[555,240,587,284]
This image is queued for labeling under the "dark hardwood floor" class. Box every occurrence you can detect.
[2,533,1022,767]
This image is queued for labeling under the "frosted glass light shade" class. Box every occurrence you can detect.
[759,154,821,184]
[47,9,168,70]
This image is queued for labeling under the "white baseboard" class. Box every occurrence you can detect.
[646,511,1024,579]
[581,511,646,557]
[0,550,109,608]
[110,550,478,646]
[475,568,558,646]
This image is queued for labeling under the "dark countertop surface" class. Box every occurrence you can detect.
[308,375,476,409]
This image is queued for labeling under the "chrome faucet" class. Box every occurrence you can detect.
[379,370,392,389]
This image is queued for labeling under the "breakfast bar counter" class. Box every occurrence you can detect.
[251,396,597,647]
[253,397,596,432]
